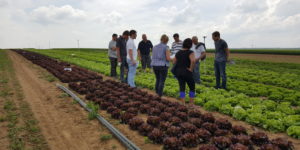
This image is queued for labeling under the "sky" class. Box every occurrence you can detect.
[0,0,299,49]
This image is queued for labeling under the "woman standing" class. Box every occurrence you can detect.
[151,34,171,97]
[173,38,196,104]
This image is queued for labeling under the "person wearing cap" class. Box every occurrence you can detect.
[108,33,118,77]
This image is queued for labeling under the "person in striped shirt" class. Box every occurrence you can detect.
[170,33,183,58]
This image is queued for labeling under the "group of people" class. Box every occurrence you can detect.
[108,30,229,104]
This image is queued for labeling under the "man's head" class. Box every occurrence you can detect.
[112,33,118,41]
[173,33,180,42]
[160,34,169,44]
[129,30,137,39]
[182,38,193,50]
[142,34,147,41]
[212,31,221,41]
[122,30,129,40]
[192,36,198,44]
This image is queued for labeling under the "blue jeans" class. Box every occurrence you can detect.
[214,61,227,89]
[127,59,138,87]
[193,61,201,84]
[153,66,168,96]
[120,56,128,83]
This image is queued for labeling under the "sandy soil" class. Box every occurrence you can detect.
[8,51,125,150]
[207,53,300,64]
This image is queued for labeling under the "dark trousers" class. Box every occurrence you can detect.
[153,66,168,96]
[214,61,227,89]
[141,55,151,69]
[120,56,128,83]
[193,61,201,84]
[177,72,195,94]
[109,57,117,77]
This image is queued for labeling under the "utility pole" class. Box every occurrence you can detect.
[203,36,207,45]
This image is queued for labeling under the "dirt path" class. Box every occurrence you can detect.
[8,51,125,150]
[207,53,300,64]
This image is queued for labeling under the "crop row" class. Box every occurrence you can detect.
[30,49,300,106]
[14,49,296,149]
[26,49,300,138]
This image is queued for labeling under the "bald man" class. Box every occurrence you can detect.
[138,34,153,70]
[191,36,206,84]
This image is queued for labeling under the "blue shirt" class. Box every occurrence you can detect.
[214,39,228,62]
[151,43,170,67]
[138,40,153,55]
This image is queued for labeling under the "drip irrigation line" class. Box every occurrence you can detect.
[56,84,140,150]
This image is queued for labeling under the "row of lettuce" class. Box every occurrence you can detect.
[27,49,300,139]
[35,49,300,106]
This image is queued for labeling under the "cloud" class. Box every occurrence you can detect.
[30,5,87,24]
[0,0,8,7]
[233,0,268,13]
[274,0,300,17]
[0,0,299,48]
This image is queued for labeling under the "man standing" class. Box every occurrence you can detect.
[126,30,138,87]
[116,30,129,83]
[138,34,153,71]
[191,36,206,84]
[108,33,118,77]
[171,33,183,58]
[212,31,230,89]
[170,33,183,76]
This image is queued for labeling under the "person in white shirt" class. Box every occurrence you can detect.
[191,36,206,84]
[126,30,138,87]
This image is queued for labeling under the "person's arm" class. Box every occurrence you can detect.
[166,49,171,61]
[199,52,206,61]
[137,49,141,61]
[137,42,142,61]
[129,49,136,65]
[188,53,195,72]
[150,41,153,52]
[224,41,230,61]
[128,41,136,65]
[116,39,121,62]
[225,48,230,61]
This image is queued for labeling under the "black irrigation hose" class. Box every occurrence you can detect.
[56,84,141,150]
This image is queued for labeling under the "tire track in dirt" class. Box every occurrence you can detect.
[8,51,125,150]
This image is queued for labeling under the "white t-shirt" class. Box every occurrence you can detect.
[126,38,137,60]
[191,43,205,60]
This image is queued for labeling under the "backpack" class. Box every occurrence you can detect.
[196,42,206,61]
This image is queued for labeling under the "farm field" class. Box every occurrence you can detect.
[10,48,298,149]
[1,48,299,150]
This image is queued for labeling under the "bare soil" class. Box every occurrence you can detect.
[207,53,300,64]
[8,51,125,150]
